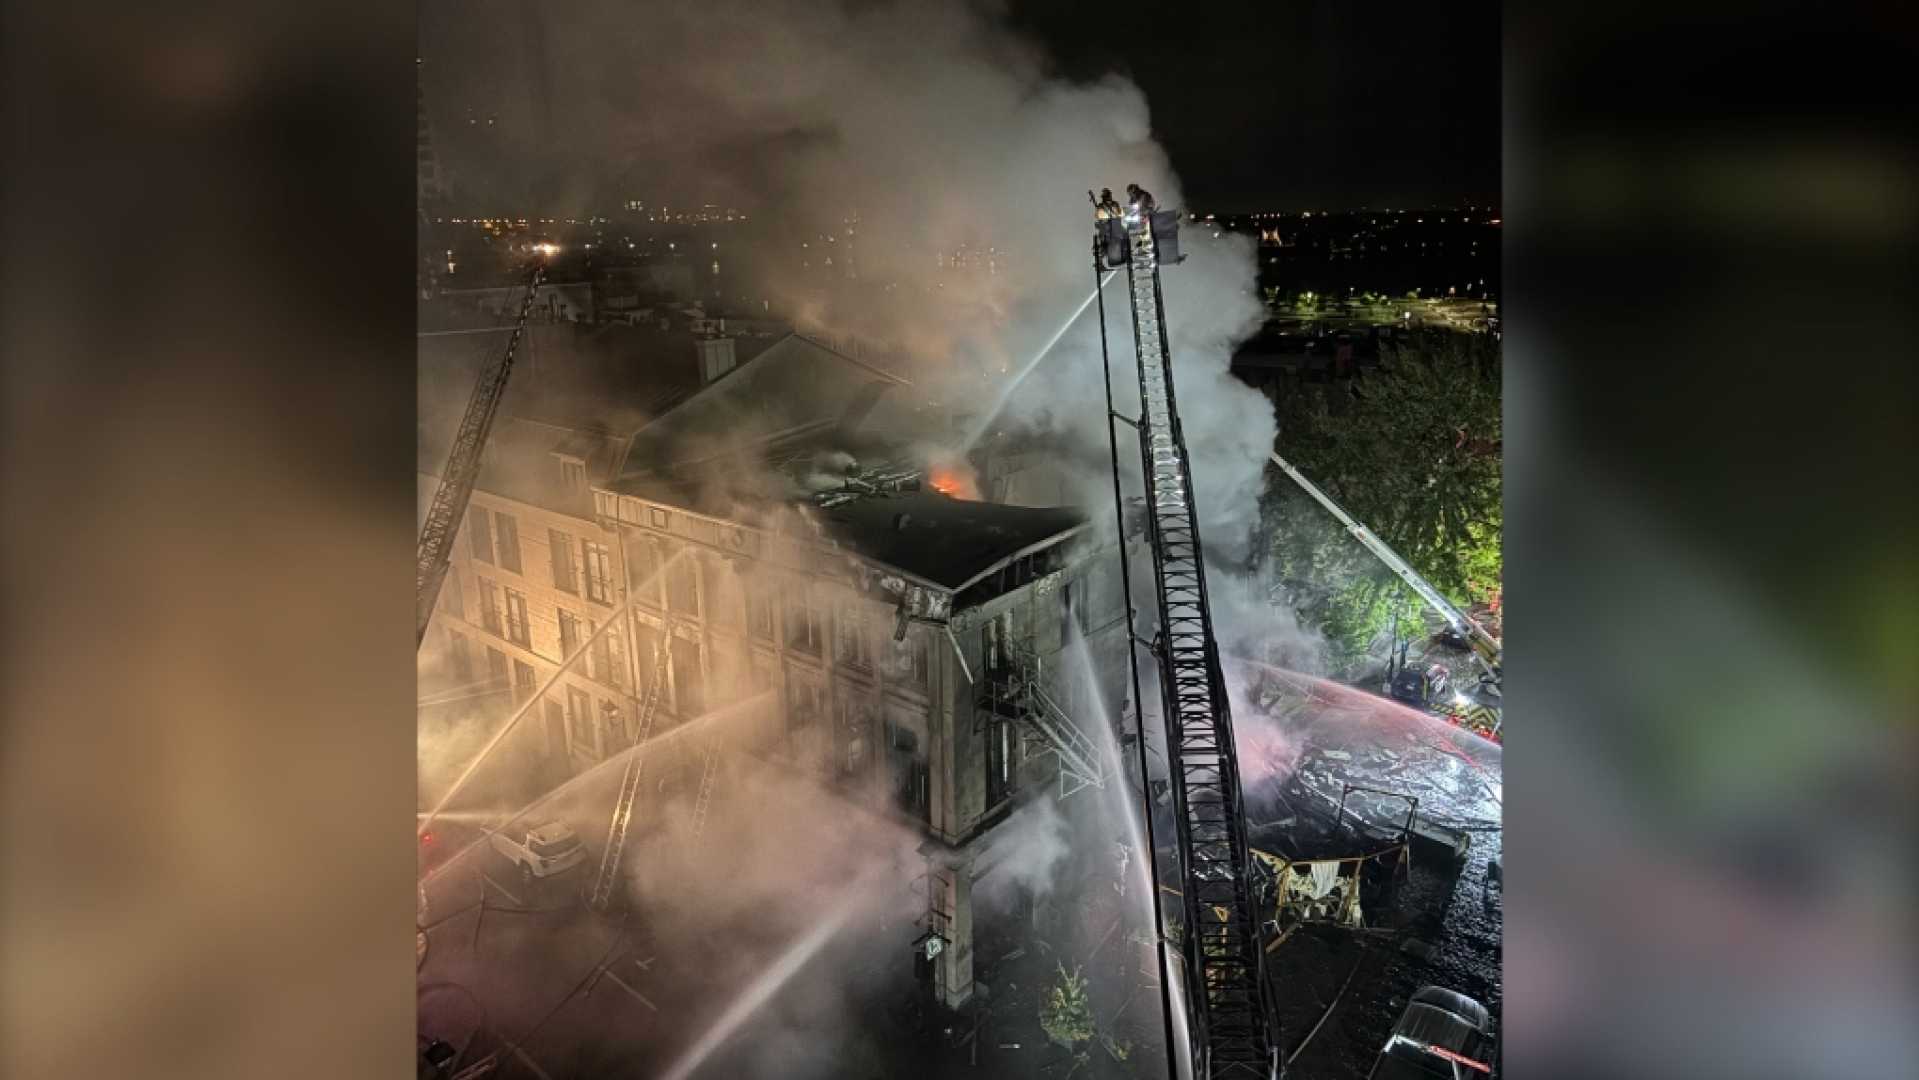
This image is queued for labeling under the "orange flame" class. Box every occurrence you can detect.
[927,464,979,500]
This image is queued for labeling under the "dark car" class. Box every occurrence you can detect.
[1367,986,1496,1078]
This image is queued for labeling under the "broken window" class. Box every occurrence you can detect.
[882,628,927,689]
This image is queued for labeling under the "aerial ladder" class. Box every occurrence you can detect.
[1095,200,1280,1079]
[1268,450,1502,724]
[586,627,674,911]
[416,264,547,648]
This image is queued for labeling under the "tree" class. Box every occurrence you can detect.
[1264,331,1502,670]
[1039,963,1096,1048]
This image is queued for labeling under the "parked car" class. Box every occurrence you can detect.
[489,820,587,886]
[1368,986,1496,1078]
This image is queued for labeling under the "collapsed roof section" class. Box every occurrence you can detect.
[598,332,1096,612]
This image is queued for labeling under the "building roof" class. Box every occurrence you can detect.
[811,490,1088,592]
[418,317,721,518]
[617,333,918,478]
[599,331,1095,591]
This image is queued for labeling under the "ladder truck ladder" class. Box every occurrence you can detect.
[416,266,546,648]
[586,626,673,912]
[1114,211,1278,1079]
[689,742,721,842]
[1268,450,1502,683]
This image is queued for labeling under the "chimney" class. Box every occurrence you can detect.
[697,336,737,383]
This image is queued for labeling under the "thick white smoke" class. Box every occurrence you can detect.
[974,796,1073,906]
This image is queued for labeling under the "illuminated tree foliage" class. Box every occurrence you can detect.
[1039,963,1096,1047]
[1263,331,1501,669]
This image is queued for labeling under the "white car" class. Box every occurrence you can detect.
[489,821,587,885]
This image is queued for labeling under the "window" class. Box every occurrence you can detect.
[704,557,741,629]
[605,628,627,690]
[750,654,777,696]
[466,507,494,564]
[838,695,874,777]
[665,544,698,615]
[986,715,1015,808]
[558,609,583,658]
[494,511,522,574]
[561,458,586,491]
[634,622,665,691]
[513,659,536,697]
[567,686,594,756]
[448,630,471,682]
[882,628,928,690]
[440,571,464,620]
[785,582,823,657]
[486,646,507,685]
[583,541,613,605]
[670,642,704,718]
[746,587,773,641]
[590,621,626,690]
[503,587,530,647]
[836,600,871,671]
[600,700,625,750]
[545,700,567,757]
[886,719,928,822]
[478,577,503,636]
[709,642,747,705]
[550,529,578,593]
[626,538,662,607]
[788,670,824,735]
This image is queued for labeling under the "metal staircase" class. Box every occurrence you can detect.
[977,645,1106,798]
[1116,212,1277,1078]
[586,625,673,912]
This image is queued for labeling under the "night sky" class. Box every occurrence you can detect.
[1007,0,1500,212]
[421,0,1499,216]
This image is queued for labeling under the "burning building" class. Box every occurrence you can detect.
[421,313,1133,1009]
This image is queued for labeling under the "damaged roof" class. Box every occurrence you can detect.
[810,490,1088,592]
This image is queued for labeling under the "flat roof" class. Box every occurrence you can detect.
[811,490,1087,592]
